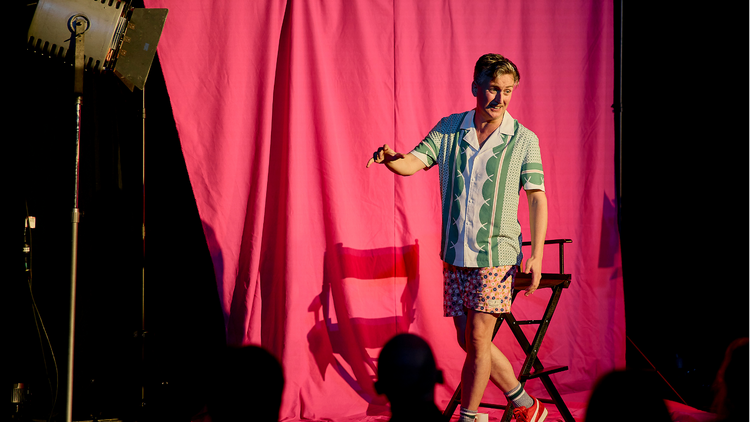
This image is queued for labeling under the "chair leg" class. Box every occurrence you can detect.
[503,286,574,422]
[500,401,514,422]
[492,312,509,339]
[442,382,461,421]
[539,374,576,422]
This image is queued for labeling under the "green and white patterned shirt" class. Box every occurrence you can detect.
[410,110,545,267]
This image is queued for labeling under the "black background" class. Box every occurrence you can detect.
[618,2,749,414]
[10,1,748,421]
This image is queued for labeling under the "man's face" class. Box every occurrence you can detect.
[473,73,516,123]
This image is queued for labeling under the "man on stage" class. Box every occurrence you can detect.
[367,53,549,422]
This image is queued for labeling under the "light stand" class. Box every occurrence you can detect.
[26,2,167,421]
[68,14,86,422]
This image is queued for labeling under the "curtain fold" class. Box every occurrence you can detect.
[144,0,620,419]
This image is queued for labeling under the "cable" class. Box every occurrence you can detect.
[25,200,59,422]
[627,335,688,405]
[29,283,59,422]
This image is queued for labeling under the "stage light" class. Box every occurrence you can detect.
[26,2,167,421]
[27,0,167,91]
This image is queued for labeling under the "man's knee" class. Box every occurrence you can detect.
[466,330,491,353]
[466,312,497,352]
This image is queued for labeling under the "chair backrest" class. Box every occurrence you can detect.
[521,238,572,274]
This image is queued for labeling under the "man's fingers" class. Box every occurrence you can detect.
[383,144,404,159]
[367,148,383,168]
[524,271,541,296]
[367,145,388,168]
[367,144,402,168]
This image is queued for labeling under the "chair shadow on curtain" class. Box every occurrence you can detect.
[307,241,420,412]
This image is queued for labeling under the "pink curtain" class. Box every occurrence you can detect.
[143,0,621,420]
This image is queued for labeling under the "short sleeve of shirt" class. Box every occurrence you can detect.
[409,118,447,168]
[520,131,545,191]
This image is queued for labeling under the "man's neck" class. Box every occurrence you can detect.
[474,109,504,145]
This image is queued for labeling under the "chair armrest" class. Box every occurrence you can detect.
[521,239,572,246]
[519,239,573,274]
[514,272,572,290]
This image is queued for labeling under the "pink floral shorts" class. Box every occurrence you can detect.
[443,263,517,316]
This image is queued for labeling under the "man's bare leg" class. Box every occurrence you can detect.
[453,313,519,392]
[455,311,543,422]
[460,309,521,411]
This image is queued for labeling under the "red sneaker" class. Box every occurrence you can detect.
[512,396,548,422]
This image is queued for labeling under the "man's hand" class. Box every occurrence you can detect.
[523,256,542,296]
[366,144,404,168]
[366,144,426,176]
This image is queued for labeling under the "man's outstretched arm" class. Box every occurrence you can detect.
[366,144,426,176]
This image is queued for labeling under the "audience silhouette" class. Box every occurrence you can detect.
[207,345,285,422]
[711,338,749,422]
[375,333,445,422]
[585,369,672,422]
[199,335,749,422]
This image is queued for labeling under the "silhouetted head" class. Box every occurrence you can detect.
[712,337,749,420]
[209,345,285,422]
[375,333,443,404]
[585,370,671,422]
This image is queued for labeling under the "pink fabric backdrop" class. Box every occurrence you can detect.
[143,0,622,420]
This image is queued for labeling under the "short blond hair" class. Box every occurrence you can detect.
[474,53,520,86]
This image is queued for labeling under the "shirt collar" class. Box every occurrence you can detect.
[461,110,516,150]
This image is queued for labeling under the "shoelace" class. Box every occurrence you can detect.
[512,406,530,422]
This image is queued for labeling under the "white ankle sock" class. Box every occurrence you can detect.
[459,406,478,422]
[505,382,534,408]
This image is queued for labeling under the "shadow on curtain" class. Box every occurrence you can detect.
[307,242,420,411]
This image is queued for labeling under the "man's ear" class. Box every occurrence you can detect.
[471,81,478,97]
